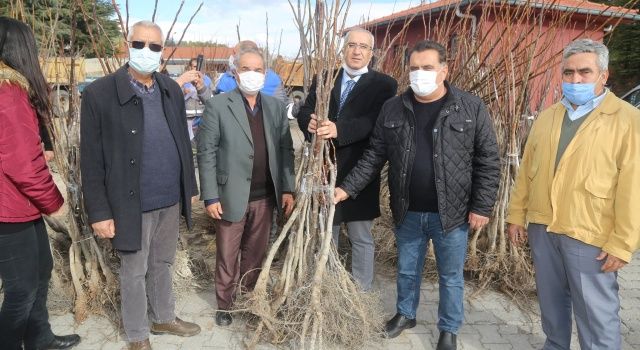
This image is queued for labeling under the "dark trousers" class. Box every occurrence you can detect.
[214,197,274,310]
[0,219,55,349]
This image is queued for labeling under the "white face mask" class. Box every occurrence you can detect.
[409,70,439,97]
[237,71,265,95]
[342,63,368,77]
[128,47,162,75]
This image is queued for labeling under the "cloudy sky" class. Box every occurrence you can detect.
[118,0,417,57]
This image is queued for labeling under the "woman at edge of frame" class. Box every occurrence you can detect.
[0,16,81,350]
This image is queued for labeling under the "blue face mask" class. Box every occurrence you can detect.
[128,47,161,75]
[562,82,597,106]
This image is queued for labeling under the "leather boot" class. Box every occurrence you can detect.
[216,311,233,326]
[36,334,81,349]
[128,339,151,350]
[150,317,201,337]
[436,331,457,350]
[383,313,416,338]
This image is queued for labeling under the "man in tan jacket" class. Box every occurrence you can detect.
[507,39,640,350]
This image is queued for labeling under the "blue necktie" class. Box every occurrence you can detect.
[338,79,356,115]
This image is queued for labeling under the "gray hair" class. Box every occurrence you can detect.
[563,38,609,71]
[233,47,265,71]
[127,20,164,41]
[344,27,375,49]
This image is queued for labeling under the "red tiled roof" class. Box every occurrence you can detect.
[116,44,234,60]
[355,0,640,29]
[162,46,234,60]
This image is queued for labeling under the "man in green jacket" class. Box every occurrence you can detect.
[196,47,295,327]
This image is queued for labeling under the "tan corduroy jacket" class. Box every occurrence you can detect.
[507,92,640,262]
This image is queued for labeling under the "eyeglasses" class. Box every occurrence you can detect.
[129,40,163,53]
[346,42,372,51]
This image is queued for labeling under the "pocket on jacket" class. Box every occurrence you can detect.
[450,122,466,133]
[582,175,616,228]
[449,122,472,150]
[383,119,405,129]
[384,119,406,148]
[584,175,615,199]
[527,161,539,181]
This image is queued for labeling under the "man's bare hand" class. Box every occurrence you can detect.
[334,187,349,204]
[282,193,294,217]
[507,224,528,246]
[596,251,627,273]
[316,120,338,139]
[308,114,318,134]
[176,70,202,88]
[92,219,115,239]
[193,72,205,90]
[468,212,489,231]
[206,202,224,220]
[44,151,55,162]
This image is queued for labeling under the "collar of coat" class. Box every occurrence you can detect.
[332,67,374,103]
[0,62,30,92]
[551,90,623,117]
[115,63,174,105]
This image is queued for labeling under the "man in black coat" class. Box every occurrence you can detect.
[298,28,397,291]
[335,41,500,348]
[81,21,200,349]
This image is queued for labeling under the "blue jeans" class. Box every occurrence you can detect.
[395,211,468,334]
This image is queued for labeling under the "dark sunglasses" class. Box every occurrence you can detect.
[129,40,163,53]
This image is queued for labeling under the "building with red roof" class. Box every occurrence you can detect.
[353,0,639,110]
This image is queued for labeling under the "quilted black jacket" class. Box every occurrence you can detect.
[340,83,500,232]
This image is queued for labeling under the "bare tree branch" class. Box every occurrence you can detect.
[75,0,110,74]
[164,0,186,45]
[125,0,129,37]
[164,2,204,64]
[111,0,127,41]
[151,0,159,22]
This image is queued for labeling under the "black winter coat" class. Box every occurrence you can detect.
[298,68,397,224]
[340,84,500,232]
[80,65,198,251]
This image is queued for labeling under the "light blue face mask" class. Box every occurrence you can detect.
[128,47,161,75]
[562,82,597,106]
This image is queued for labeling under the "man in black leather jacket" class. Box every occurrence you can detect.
[335,40,500,349]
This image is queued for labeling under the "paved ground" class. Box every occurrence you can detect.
[49,258,640,349]
[48,121,640,349]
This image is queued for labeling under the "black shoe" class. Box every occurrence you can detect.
[436,331,457,350]
[383,313,416,338]
[40,334,81,349]
[216,311,233,326]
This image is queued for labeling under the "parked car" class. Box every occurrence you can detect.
[621,84,640,108]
